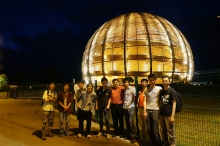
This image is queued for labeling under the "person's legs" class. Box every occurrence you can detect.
[166,117,176,146]
[118,104,124,136]
[59,112,64,134]
[128,107,136,139]
[86,111,92,136]
[147,110,154,145]
[159,115,169,146]
[98,108,104,133]
[104,108,110,134]
[111,104,118,135]
[41,111,48,138]
[151,110,161,146]
[47,111,54,136]
[138,108,146,141]
[124,109,131,139]
[78,110,84,134]
[65,113,70,135]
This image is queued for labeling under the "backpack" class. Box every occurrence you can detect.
[173,89,182,113]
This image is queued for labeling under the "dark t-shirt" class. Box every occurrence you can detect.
[96,87,111,109]
[159,87,177,116]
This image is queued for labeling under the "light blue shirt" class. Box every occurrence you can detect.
[123,86,136,109]
[80,91,97,112]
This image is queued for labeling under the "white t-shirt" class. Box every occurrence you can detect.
[145,86,162,110]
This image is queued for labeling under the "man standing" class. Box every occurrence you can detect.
[74,80,86,128]
[159,76,177,146]
[111,78,124,137]
[96,77,111,140]
[137,78,148,143]
[41,81,57,140]
[143,74,162,146]
[123,77,136,144]
[57,82,73,137]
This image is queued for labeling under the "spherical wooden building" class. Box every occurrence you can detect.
[82,12,194,84]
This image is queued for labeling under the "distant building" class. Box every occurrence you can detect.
[192,69,220,85]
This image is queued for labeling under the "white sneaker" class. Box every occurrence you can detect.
[96,132,103,138]
[77,133,82,138]
[107,134,111,140]
[87,135,91,139]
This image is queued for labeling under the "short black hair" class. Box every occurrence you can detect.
[101,77,108,82]
[141,78,148,83]
[49,81,55,86]
[78,79,85,84]
[148,74,157,80]
[162,76,170,80]
[122,77,133,84]
[63,82,69,86]
[87,83,94,89]
[112,78,119,84]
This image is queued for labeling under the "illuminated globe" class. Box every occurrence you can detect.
[82,12,194,84]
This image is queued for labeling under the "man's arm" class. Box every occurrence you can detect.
[171,100,176,122]
[106,98,111,109]
[96,100,98,110]
[143,90,148,119]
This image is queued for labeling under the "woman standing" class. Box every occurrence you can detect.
[77,83,97,139]
[57,82,73,137]
[41,81,57,140]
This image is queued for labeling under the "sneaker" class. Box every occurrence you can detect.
[64,131,68,136]
[106,134,111,140]
[42,136,46,140]
[87,135,91,139]
[96,132,103,138]
[77,133,82,138]
[59,132,63,137]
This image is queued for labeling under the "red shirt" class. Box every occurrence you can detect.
[111,86,124,104]
[57,91,73,114]
[138,90,145,107]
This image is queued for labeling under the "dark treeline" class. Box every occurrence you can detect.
[0,28,95,85]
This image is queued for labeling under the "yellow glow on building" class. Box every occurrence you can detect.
[82,12,194,85]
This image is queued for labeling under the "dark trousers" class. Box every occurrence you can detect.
[79,110,92,135]
[98,108,110,134]
[146,110,161,146]
[111,103,124,135]
[124,107,136,139]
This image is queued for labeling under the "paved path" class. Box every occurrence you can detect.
[0,99,132,146]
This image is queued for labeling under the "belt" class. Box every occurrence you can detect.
[138,106,144,109]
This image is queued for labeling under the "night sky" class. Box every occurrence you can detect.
[0,0,220,84]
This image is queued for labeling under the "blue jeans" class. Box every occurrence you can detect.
[59,111,70,133]
[124,107,136,139]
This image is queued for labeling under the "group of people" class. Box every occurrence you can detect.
[41,74,177,146]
